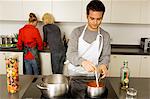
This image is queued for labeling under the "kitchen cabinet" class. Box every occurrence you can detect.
[111,0,141,24]
[22,0,52,21]
[0,52,23,74]
[0,52,5,74]
[81,0,91,22]
[109,55,141,77]
[2,0,150,24]
[52,0,82,22]
[0,0,23,21]
[140,0,150,24]
[39,52,52,75]
[139,56,150,77]
[81,0,111,23]
[0,51,52,75]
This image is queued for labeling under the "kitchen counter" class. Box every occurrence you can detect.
[109,77,150,99]
[111,45,150,55]
[1,45,150,55]
[0,75,150,99]
[0,75,34,99]
[0,47,50,52]
[0,47,19,52]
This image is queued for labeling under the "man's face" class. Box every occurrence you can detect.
[87,10,103,31]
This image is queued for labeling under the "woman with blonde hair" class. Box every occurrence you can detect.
[42,13,65,74]
[17,13,43,75]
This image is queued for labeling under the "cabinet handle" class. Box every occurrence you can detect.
[113,56,117,58]
[143,57,147,59]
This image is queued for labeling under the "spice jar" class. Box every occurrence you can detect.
[5,53,19,93]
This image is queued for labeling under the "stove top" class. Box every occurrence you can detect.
[22,76,118,99]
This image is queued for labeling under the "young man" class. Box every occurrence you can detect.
[66,0,111,78]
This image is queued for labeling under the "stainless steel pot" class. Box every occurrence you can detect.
[37,74,69,98]
[86,80,106,98]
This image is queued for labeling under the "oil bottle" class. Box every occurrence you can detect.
[120,60,130,90]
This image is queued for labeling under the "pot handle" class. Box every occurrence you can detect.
[36,83,47,90]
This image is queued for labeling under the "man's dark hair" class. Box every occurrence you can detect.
[86,0,105,16]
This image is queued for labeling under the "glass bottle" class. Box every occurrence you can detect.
[5,53,19,93]
[120,60,130,90]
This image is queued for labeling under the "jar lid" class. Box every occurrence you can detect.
[5,53,19,60]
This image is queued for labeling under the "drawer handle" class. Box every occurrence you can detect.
[113,56,117,58]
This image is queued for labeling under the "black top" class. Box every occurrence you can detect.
[43,24,65,53]
[22,76,118,99]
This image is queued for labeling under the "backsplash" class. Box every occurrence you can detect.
[0,20,150,45]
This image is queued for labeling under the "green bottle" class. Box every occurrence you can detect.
[120,60,130,90]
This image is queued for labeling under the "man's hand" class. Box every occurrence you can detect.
[81,60,96,72]
[97,64,108,79]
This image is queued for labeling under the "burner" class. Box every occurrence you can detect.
[40,89,72,99]
[40,93,70,99]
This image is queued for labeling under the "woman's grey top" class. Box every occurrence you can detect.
[43,24,65,53]
[66,25,111,68]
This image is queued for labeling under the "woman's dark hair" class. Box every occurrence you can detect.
[86,0,105,16]
[28,13,37,23]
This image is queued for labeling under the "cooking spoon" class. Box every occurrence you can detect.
[95,71,99,87]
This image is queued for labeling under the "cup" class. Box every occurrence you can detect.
[126,88,137,99]
[5,53,19,93]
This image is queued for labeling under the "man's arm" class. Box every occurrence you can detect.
[98,30,111,68]
[97,30,111,78]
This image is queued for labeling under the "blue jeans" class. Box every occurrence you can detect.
[24,59,39,75]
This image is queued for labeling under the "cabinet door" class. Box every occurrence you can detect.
[108,55,121,77]
[109,55,141,77]
[140,56,150,77]
[0,0,23,20]
[17,52,23,75]
[40,52,52,75]
[52,0,82,22]
[22,0,52,21]
[111,0,141,23]
[101,0,111,23]
[81,0,111,23]
[140,0,150,24]
[0,52,6,74]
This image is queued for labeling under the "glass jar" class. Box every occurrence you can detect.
[5,53,19,93]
